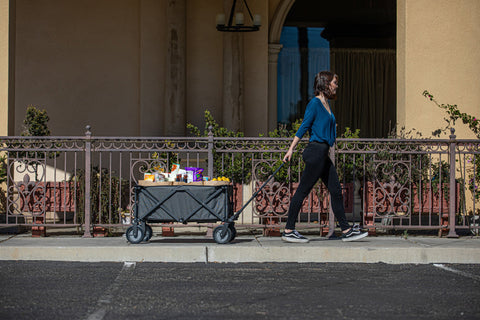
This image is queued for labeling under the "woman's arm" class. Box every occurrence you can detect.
[283,136,301,162]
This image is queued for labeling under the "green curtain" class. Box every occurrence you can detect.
[331,49,396,138]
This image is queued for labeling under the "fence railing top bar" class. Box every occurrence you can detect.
[336,138,452,143]
[1,136,210,142]
[212,136,454,143]
[1,136,86,140]
[2,136,477,144]
[90,136,209,141]
[213,136,292,141]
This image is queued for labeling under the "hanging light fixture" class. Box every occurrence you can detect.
[216,0,261,32]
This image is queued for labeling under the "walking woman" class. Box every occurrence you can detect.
[282,71,368,243]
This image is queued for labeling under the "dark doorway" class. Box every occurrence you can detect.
[278,0,396,138]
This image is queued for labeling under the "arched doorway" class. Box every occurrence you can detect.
[269,0,396,138]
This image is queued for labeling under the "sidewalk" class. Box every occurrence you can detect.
[1,232,479,264]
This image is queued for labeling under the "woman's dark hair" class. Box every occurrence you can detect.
[314,71,338,97]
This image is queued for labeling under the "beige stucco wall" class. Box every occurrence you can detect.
[243,1,269,135]
[4,0,479,138]
[0,0,9,136]
[397,0,480,139]
[186,0,269,135]
[10,0,271,137]
[186,0,224,131]
[13,0,153,136]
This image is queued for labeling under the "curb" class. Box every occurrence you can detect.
[1,236,479,264]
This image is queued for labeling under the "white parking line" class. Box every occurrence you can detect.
[433,263,480,282]
[85,262,136,320]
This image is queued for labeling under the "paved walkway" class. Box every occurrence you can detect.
[1,232,479,264]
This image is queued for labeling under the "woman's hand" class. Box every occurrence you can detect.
[283,149,293,162]
[283,136,300,162]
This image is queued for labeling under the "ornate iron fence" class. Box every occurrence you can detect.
[0,126,478,237]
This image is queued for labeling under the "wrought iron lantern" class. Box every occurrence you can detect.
[216,0,261,32]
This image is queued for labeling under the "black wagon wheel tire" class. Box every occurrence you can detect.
[228,224,237,241]
[213,225,233,244]
[126,226,145,244]
[143,225,153,242]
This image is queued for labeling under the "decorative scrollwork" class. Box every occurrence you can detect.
[369,161,411,217]
[130,159,168,184]
[254,181,290,217]
[11,174,47,216]
[251,160,290,217]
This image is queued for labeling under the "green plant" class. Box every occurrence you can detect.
[22,106,51,137]
[187,110,251,182]
[423,90,480,138]
[0,154,6,214]
[427,160,464,210]
[187,111,306,183]
[71,167,130,225]
[336,127,372,182]
[187,110,245,138]
[336,125,449,215]
[257,120,304,183]
[336,127,418,184]
[151,147,178,173]
[0,154,6,185]
[16,106,58,180]
[423,90,479,201]
[466,155,480,201]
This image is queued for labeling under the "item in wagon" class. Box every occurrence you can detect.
[212,176,230,182]
[164,173,176,182]
[185,170,194,183]
[171,163,180,174]
[154,172,165,182]
[144,173,155,182]
[185,167,204,182]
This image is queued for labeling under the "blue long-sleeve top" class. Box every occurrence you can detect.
[295,97,337,146]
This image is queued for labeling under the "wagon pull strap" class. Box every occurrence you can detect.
[231,161,286,221]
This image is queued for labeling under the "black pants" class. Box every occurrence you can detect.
[285,141,350,231]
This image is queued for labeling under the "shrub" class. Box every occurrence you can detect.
[71,167,130,224]
[187,111,304,183]
[423,90,479,201]
[15,106,58,181]
[0,154,6,214]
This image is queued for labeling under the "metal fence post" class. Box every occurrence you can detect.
[207,125,214,179]
[327,145,336,238]
[447,128,459,238]
[82,125,93,238]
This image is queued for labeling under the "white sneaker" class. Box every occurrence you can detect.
[281,230,309,243]
[342,228,368,242]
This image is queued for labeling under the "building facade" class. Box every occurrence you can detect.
[0,0,479,138]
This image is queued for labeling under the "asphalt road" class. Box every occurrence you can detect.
[0,262,479,320]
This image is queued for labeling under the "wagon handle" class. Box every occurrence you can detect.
[230,161,286,221]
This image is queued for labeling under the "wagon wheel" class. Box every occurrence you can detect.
[213,225,233,244]
[228,224,237,241]
[143,224,153,242]
[126,226,145,244]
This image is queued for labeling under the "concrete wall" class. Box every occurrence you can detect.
[397,0,480,139]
